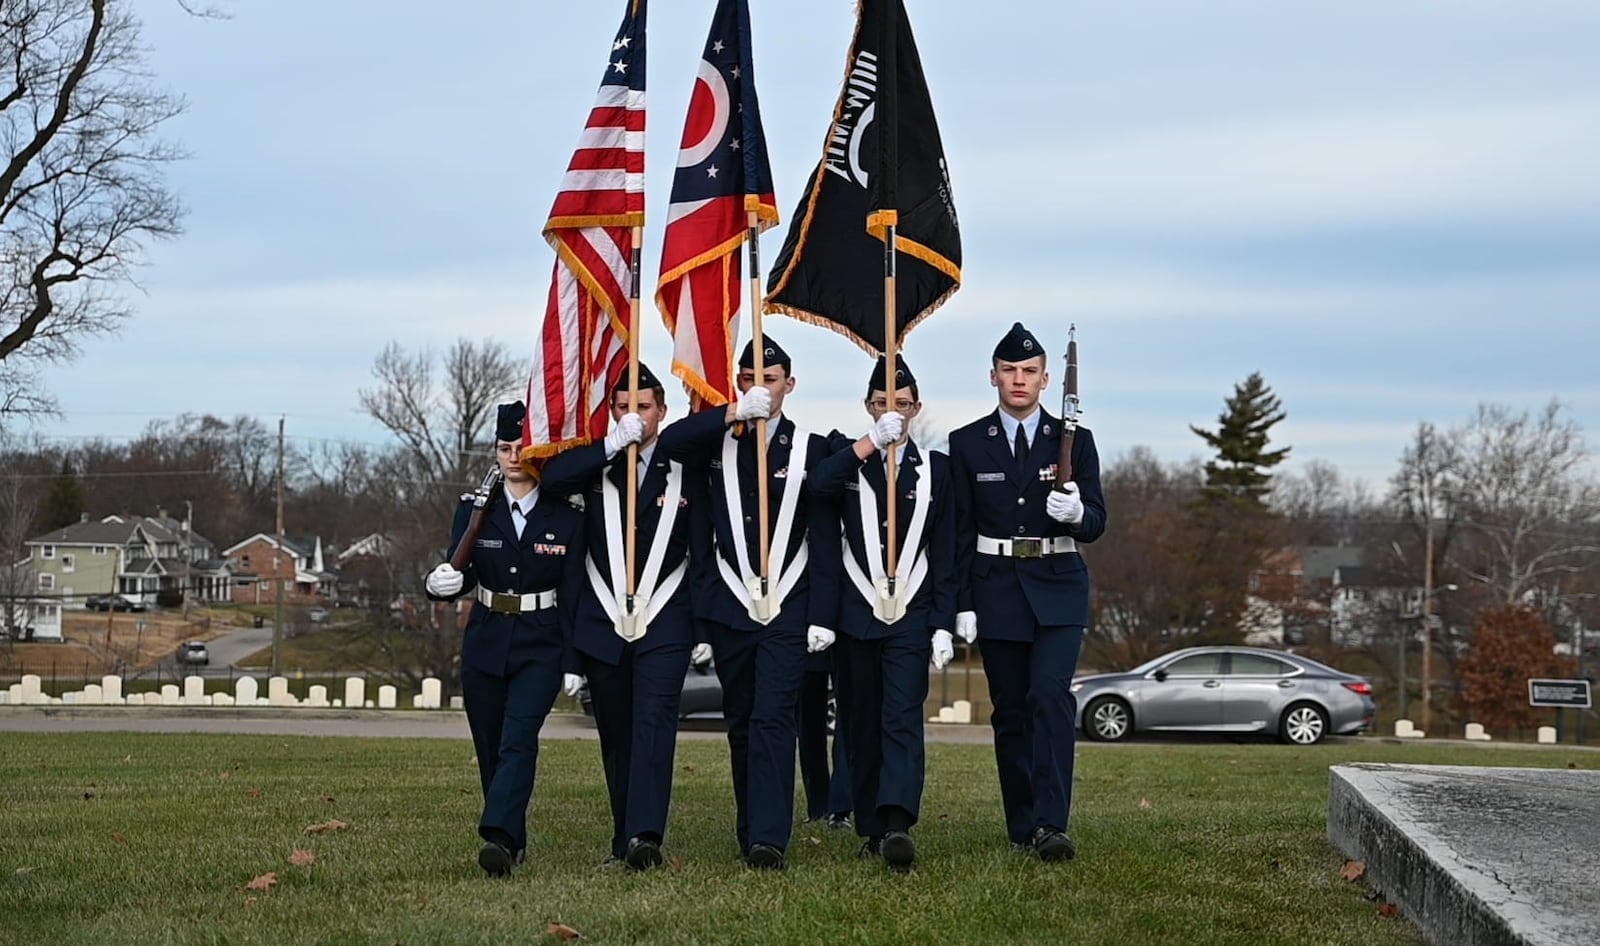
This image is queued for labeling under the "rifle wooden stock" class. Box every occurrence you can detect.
[448,467,503,571]
[1057,330,1079,491]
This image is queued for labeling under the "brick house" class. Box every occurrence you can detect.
[222,534,333,605]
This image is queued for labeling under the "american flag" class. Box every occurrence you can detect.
[524,1,646,456]
[655,0,776,409]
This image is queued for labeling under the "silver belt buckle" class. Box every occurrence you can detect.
[489,591,522,613]
[1011,538,1044,559]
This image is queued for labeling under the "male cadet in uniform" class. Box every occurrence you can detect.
[425,401,588,876]
[811,355,957,872]
[948,323,1106,862]
[538,364,706,871]
[656,335,841,870]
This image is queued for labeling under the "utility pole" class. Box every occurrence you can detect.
[272,416,285,675]
[1420,511,1435,734]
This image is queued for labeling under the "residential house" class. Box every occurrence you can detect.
[223,534,334,605]
[1,564,63,642]
[1241,545,1369,647]
[333,533,393,608]
[22,511,231,610]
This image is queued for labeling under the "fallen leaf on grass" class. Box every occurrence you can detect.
[304,819,348,835]
[546,923,581,940]
[1137,798,1151,810]
[112,832,126,844]
[247,787,264,799]
[1377,902,1400,919]
[680,764,695,774]
[1339,860,1366,882]
[668,856,684,873]
[1569,762,1578,769]
[320,794,335,803]
[14,866,39,875]
[288,849,315,867]
[243,872,278,892]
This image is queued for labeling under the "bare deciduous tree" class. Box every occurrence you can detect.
[1,0,187,423]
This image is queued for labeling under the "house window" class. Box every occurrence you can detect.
[92,546,108,556]
[40,545,55,559]
[241,555,251,567]
[37,573,55,591]
[61,554,75,573]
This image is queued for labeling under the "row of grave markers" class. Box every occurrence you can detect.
[0,673,458,711]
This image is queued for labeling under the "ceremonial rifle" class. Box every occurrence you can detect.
[448,465,504,570]
[1056,324,1080,490]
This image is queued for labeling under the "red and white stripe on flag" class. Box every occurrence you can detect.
[524,2,646,456]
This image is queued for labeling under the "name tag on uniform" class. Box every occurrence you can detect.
[475,538,503,549]
[976,472,1006,483]
[845,481,860,491]
[532,542,567,556]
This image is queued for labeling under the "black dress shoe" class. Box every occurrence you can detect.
[624,837,663,871]
[478,840,515,877]
[1030,827,1076,863]
[745,843,785,870]
[881,830,915,872]
[858,836,883,858]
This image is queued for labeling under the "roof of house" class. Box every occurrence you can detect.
[28,515,214,551]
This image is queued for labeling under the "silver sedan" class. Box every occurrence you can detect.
[1072,646,1375,745]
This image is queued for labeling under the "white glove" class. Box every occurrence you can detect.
[734,385,772,422]
[562,673,586,698]
[931,630,954,670]
[691,643,713,666]
[955,610,977,644]
[1047,482,1084,524]
[806,625,836,653]
[425,563,464,597]
[604,413,644,458]
[868,411,904,450]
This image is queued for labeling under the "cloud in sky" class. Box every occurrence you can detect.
[18,0,1600,494]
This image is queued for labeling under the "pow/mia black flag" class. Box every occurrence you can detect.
[763,0,960,354]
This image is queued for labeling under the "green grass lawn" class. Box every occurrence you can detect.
[3,735,1592,946]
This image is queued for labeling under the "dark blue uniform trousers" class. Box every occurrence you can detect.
[797,662,851,820]
[709,618,806,853]
[460,634,564,852]
[583,641,690,859]
[836,631,930,837]
[980,625,1085,844]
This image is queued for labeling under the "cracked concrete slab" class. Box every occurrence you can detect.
[1329,763,1600,946]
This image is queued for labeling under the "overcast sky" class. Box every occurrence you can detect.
[21,0,1600,491]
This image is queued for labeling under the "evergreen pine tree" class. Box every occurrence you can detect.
[44,458,86,531]
[1189,372,1291,503]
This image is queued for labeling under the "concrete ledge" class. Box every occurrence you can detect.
[1329,763,1600,946]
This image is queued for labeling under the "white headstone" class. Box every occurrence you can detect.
[83,684,104,705]
[268,676,294,707]
[20,674,43,704]
[6,683,20,704]
[378,685,397,709]
[236,676,259,706]
[183,676,206,705]
[305,685,329,708]
[952,699,973,724]
[125,692,145,706]
[344,677,365,709]
[365,699,375,709]
[62,691,80,705]
[332,698,342,708]
[420,677,443,710]
[936,706,955,723]
[1464,722,1492,741]
[101,675,123,703]
[0,689,9,705]
[212,692,234,707]
[1394,719,1417,737]
[449,695,464,710]
[1538,725,1558,744]
[160,684,181,706]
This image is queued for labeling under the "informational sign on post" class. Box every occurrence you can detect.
[1527,678,1592,708]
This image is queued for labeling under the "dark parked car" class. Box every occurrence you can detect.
[580,660,723,720]
[578,661,835,730]
[1072,646,1375,745]
[86,594,145,612]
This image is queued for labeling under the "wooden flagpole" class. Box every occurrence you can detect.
[878,0,902,589]
[747,208,771,590]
